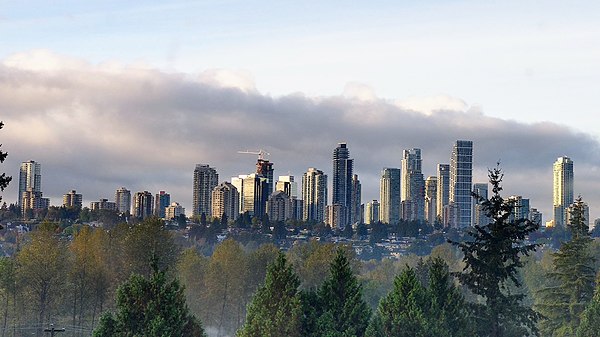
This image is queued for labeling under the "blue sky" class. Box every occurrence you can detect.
[1,0,600,221]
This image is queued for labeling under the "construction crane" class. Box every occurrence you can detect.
[237,149,270,160]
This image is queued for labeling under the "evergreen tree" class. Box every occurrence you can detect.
[315,248,371,337]
[93,258,206,337]
[0,121,11,211]
[576,284,600,337]
[537,196,595,336]
[451,166,540,337]
[237,253,303,337]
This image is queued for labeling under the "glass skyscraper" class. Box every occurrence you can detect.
[450,140,473,227]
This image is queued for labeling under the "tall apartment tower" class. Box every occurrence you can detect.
[192,164,219,218]
[425,176,438,225]
[18,160,41,206]
[212,182,240,222]
[256,159,274,197]
[302,168,327,222]
[133,191,153,219]
[472,183,489,227]
[63,190,83,208]
[379,168,401,224]
[115,187,131,214]
[351,174,362,224]
[436,164,450,221]
[332,143,354,227]
[154,191,171,218]
[365,200,380,224]
[450,140,473,227]
[242,173,268,217]
[276,175,302,220]
[553,156,574,227]
[401,149,425,221]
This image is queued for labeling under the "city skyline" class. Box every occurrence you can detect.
[1,2,600,223]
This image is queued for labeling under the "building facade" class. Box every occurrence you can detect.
[425,176,437,225]
[18,160,41,207]
[267,190,293,222]
[133,191,153,219]
[63,190,83,208]
[472,183,489,227]
[553,156,574,227]
[332,143,354,227]
[302,167,327,222]
[192,164,219,218]
[165,202,185,220]
[365,200,380,224]
[379,168,401,224]
[115,187,131,214]
[436,164,450,222]
[242,173,268,218]
[211,182,240,221]
[401,149,425,221]
[450,140,473,227]
[154,191,171,218]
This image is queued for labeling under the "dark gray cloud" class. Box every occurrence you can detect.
[1,54,598,223]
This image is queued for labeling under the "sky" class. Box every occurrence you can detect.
[1,0,599,223]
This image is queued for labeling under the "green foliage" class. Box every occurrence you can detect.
[452,166,540,337]
[93,259,206,337]
[367,259,472,337]
[576,285,600,337]
[537,197,596,336]
[237,253,303,337]
[314,248,371,337]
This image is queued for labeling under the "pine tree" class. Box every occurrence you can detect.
[576,285,600,337]
[537,196,595,336]
[451,166,540,337]
[237,253,303,337]
[315,248,371,337]
[0,121,11,208]
[93,258,206,337]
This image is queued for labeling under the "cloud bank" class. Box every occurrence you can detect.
[2,51,599,222]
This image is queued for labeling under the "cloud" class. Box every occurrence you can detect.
[1,51,599,222]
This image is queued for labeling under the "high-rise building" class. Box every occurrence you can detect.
[165,202,185,220]
[63,190,83,208]
[154,191,171,218]
[379,168,401,224]
[401,149,425,221]
[425,177,437,225]
[90,198,117,211]
[256,159,274,197]
[326,204,346,229]
[242,173,268,217]
[18,160,41,206]
[231,174,249,214]
[450,140,473,227]
[332,143,354,227]
[21,189,49,216]
[553,156,574,227]
[351,174,362,224]
[436,164,450,221]
[276,175,303,220]
[365,200,380,224]
[133,191,153,219]
[115,187,131,214]
[472,183,489,227]
[192,164,219,218]
[302,168,327,222]
[267,190,293,222]
[212,182,240,221]
[508,195,530,222]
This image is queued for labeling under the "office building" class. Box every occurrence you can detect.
[332,143,354,227]
[425,176,437,225]
[302,168,327,222]
[192,164,219,218]
[212,182,240,221]
[553,156,574,227]
[401,149,425,221]
[63,190,83,208]
[115,187,131,214]
[133,191,153,219]
[18,160,41,206]
[379,168,401,224]
[450,140,473,227]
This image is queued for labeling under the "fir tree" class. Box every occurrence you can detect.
[316,248,371,337]
[451,166,540,337]
[537,196,595,336]
[0,121,11,207]
[576,284,600,337]
[237,253,303,337]
[93,258,206,337]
